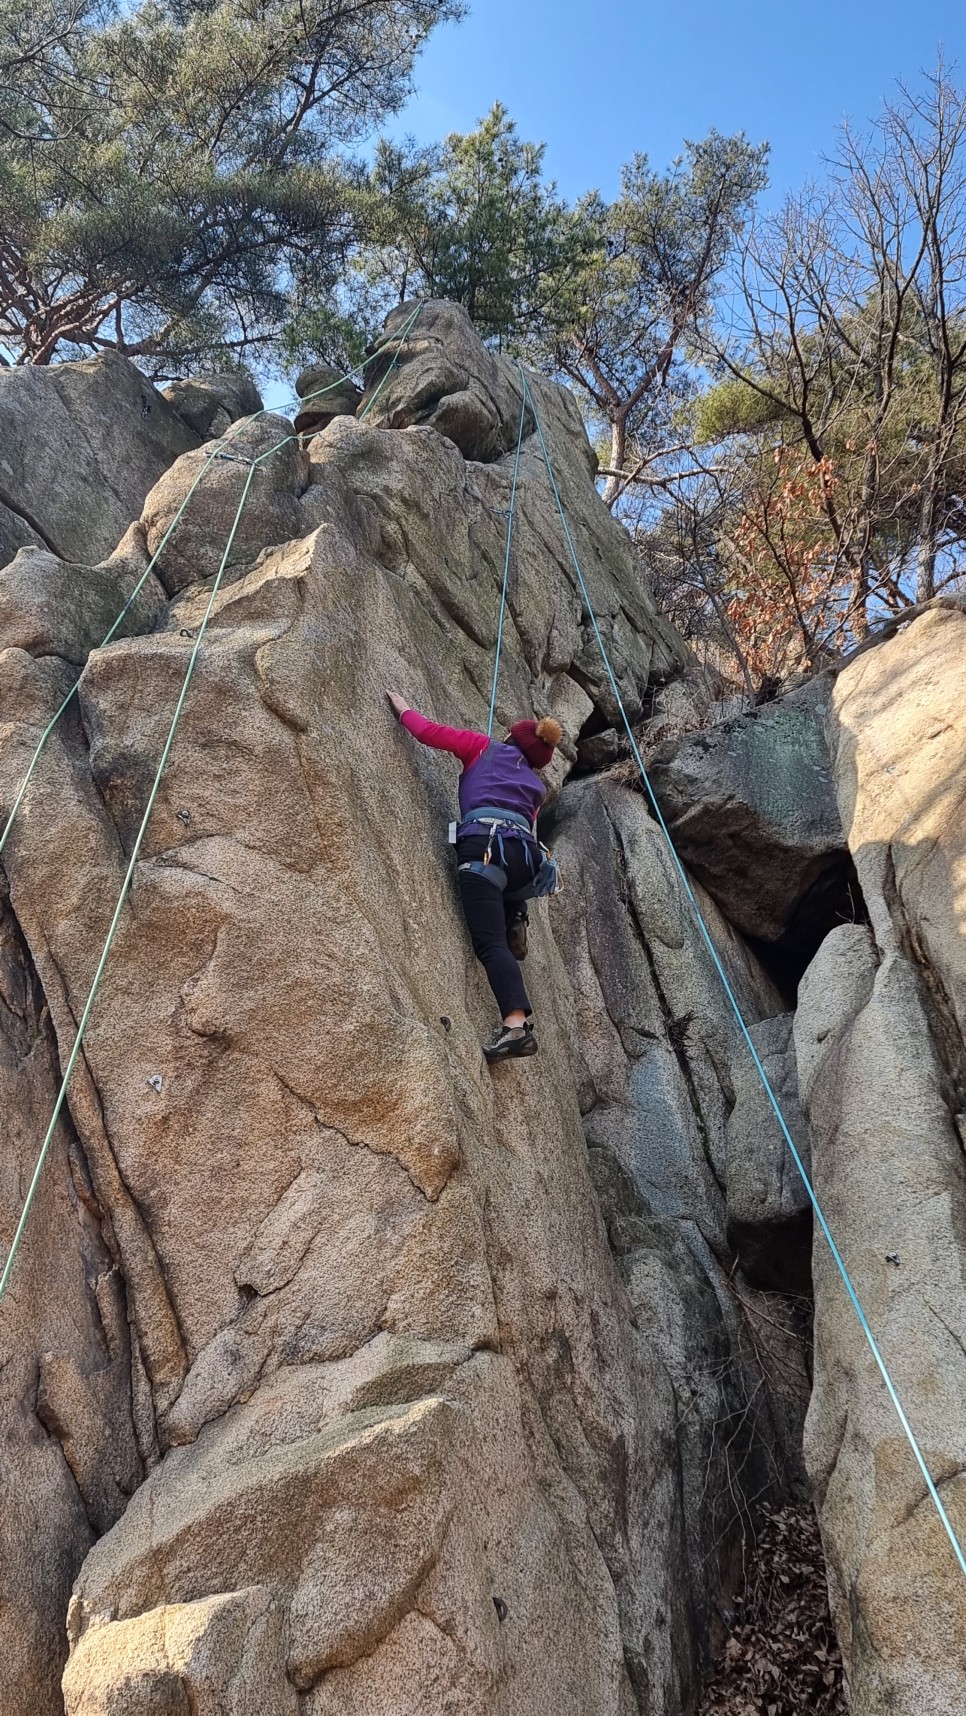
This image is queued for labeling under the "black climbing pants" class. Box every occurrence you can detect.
[456,833,533,1019]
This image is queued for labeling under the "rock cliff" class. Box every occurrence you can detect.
[0,303,962,1715]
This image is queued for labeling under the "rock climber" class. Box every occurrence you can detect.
[386,692,564,1061]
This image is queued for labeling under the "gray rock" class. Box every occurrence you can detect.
[576,727,622,772]
[358,298,532,462]
[725,1013,812,1294]
[162,373,263,441]
[792,610,966,1716]
[293,363,363,436]
[648,676,849,950]
[140,413,311,594]
[0,352,197,571]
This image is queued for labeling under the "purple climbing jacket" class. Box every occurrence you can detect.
[458,740,545,830]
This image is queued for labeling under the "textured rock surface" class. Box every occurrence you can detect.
[359,299,527,461]
[0,308,768,1716]
[648,678,850,954]
[0,897,141,1713]
[0,353,197,571]
[294,363,363,437]
[550,778,812,1535]
[6,303,961,1716]
[162,372,264,442]
[793,608,966,1715]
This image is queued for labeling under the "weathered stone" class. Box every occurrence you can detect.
[63,1586,297,1715]
[0,901,140,1716]
[648,677,850,953]
[550,777,812,1644]
[790,608,966,1715]
[359,298,529,461]
[832,606,966,1069]
[162,373,264,442]
[795,927,966,1716]
[0,535,166,667]
[0,352,197,571]
[725,1013,812,1294]
[0,299,831,1716]
[140,412,311,594]
[576,726,623,772]
[293,363,363,436]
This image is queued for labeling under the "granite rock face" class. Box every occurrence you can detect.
[793,609,966,1716]
[0,308,782,1716]
[2,306,962,1716]
[0,353,197,571]
[161,373,264,442]
[647,678,852,960]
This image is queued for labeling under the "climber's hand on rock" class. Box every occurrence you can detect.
[386,691,409,719]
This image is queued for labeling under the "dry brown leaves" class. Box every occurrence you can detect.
[698,1504,847,1716]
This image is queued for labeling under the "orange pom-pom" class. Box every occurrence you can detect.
[535,717,563,747]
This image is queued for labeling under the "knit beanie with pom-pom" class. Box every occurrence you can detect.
[508,716,564,771]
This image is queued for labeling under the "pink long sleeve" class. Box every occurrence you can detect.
[400,708,489,770]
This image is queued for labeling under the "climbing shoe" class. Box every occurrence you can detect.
[484,1023,538,1062]
[506,909,529,962]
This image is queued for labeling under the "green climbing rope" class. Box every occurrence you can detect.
[0,301,423,864]
[0,462,255,1302]
[0,306,425,1301]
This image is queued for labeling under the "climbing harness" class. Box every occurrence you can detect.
[0,306,425,1302]
[457,812,561,901]
[518,369,966,1582]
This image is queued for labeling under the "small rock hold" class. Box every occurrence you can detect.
[886,1252,900,1267]
[176,809,191,826]
[440,1016,452,1032]
[147,1074,164,1094]
[493,1597,508,1623]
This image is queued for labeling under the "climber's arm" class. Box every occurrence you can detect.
[391,699,489,768]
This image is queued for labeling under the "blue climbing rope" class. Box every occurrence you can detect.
[486,380,528,737]
[519,369,966,1582]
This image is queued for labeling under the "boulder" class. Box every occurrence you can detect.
[358,299,528,461]
[795,927,966,1716]
[647,677,851,956]
[0,896,141,1716]
[140,413,312,594]
[549,776,813,1639]
[0,352,197,571]
[293,363,363,437]
[792,608,966,1715]
[162,373,264,441]
[63,1587,296,1716]
[0,533,166,668]
[724,1013,812,1294]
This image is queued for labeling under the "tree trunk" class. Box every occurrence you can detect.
[916,475,940,604]
[601,416,626,510]
[849,556,870,640]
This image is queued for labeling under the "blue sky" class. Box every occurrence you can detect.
[391,0,963,206]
